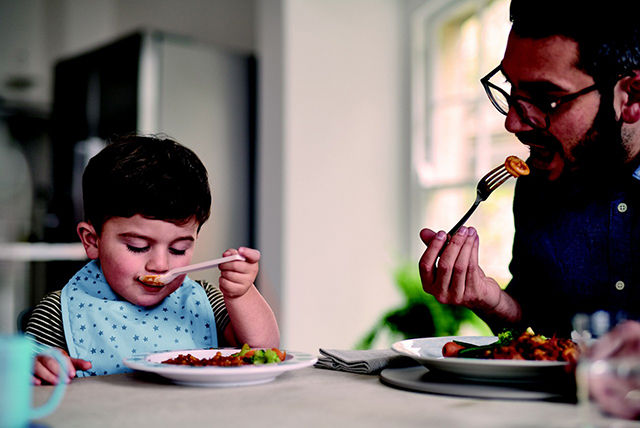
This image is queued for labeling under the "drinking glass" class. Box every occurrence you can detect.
[574,311,640,427]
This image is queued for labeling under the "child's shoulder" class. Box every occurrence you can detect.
[193,279,216,292]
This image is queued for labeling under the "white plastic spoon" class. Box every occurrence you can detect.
[138,254,245,285]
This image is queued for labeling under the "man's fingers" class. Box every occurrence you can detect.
[419,230,447,288]
[448,229,476,304]
[434,227,469,293]
[419,228,437,244]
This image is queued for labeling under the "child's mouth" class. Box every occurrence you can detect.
[138,276,166,291]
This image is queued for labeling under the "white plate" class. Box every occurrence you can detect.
[391,336,569,383]
[123,348,317,387]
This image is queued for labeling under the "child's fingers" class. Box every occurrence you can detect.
[71,357,92,372]
[222,248,239,257]
[219,277,251,296]
[219,270,250,284]
[237,247,260,263]
[40,354,70,380]
[34,358,65,385]
[223,247,260,262]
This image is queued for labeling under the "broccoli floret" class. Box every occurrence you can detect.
[497,329,514,345]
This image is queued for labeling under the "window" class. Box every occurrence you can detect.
[411,0,527,285]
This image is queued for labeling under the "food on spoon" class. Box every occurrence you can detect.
[442,329,579,364]
[161,343,287,366]
[139,275,164,286]
[504,155,530,177]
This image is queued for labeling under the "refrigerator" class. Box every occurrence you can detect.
[0,30,256,332]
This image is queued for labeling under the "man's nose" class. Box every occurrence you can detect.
[504,105,534,134]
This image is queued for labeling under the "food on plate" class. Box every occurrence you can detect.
[162,343,287,367]
[504,155,530,177]
[442,329,579,364]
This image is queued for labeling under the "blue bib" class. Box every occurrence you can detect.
[61,260,218,376]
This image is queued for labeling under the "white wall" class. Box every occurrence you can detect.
[1,0,411,349]
[257,0,407,352]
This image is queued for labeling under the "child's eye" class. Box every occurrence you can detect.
[127,245,150,253]
[169,248,187,256]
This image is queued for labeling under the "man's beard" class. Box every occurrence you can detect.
[570,97,628,178]
[515,97,629,181]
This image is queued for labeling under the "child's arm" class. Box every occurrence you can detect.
[218,247,280,348]
[33,349,92,385]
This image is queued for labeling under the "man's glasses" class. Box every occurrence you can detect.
[480,65,598,130]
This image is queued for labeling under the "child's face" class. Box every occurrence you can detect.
[96,214,199,307]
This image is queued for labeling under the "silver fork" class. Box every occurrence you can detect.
[447,163,513,236]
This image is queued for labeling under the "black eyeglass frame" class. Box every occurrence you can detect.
[480,65,599,130]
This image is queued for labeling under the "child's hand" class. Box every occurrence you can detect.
[33,349,92,385]
[218,247,260,298]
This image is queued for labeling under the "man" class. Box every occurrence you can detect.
[419,0,640,337]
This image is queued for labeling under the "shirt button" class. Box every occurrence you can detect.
[618,202,628,213]
[615,280,625,291]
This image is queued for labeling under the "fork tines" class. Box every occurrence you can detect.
[484,164,512,190]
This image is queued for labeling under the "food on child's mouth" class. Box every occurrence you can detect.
[504,155,530,177]
[139,275,164,286]
[162,343,287,366]
[442,329,579,364]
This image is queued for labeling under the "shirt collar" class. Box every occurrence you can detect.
[633,163,640,181]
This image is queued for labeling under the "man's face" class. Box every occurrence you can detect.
[501,32,625,181]
[95,214,199,307]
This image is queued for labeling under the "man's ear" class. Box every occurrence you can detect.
[77,222,99,260]
[615,71,640,123]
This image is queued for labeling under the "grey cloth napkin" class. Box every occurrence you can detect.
[314,348,416,374]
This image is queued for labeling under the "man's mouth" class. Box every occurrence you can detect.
[527,144,556,164]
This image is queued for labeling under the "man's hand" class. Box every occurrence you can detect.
[218,247,260,299]
[33,349,92,385]
[418,226,502,314]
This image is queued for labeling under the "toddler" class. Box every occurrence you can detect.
[26,135,279,383]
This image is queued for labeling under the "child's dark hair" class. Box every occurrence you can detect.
[82,134,211,235]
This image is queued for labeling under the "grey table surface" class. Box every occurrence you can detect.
[32,366,640,428]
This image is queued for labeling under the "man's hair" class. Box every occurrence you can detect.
[82,134,211,235]
[509,0,640,86]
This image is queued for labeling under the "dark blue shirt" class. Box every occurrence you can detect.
[504,165,640,336]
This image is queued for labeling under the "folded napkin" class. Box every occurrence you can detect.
[314,348,416,374]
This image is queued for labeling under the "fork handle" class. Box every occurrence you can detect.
[447,196,482,236]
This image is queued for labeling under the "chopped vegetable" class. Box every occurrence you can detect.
[162,344,286,367]
[442,328,579,363]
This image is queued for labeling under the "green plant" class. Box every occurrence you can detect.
[356,262,492,349]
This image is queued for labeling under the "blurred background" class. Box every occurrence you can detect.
[0,0,526,352]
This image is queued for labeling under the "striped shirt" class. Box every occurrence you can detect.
[25,281,230,351]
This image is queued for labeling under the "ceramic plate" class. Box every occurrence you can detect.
[391,336,569,383]
[123,348,317,387]
[379,366,570,400]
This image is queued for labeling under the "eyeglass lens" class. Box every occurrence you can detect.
[487,79,548,129]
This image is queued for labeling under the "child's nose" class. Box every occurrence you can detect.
[146,249,170,272]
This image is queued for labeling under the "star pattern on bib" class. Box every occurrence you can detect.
[63,261,218,377]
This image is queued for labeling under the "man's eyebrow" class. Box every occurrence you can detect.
[501,67,568,94]
[518,80,567,94]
